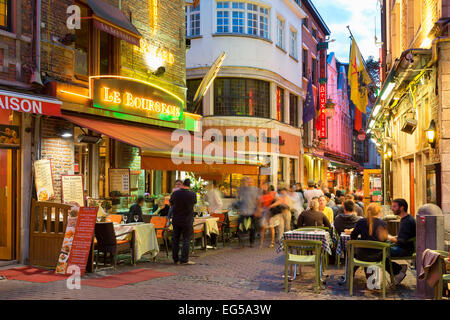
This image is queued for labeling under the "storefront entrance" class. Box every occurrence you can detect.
[0,148,17,260]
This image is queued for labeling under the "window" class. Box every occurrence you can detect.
[74,4,90,77]
[289,94,298,127]
[186,79,203,114]
[303,17,308,28]
[289,29,298,59]
[0,0,11,31]
[312,28,318,40]
[290,158,296,186]
[276,17,285,49]
[99,31,116,75]
[278,157,285,183]
[216,1,269,39]
[186,4,201,36]
[277,87,285,122]
[214,78,270,118]
[302,49,308,78]
[311,57,317,83]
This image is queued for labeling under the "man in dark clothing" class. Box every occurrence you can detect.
[388,198,416,284]
[335,194,364,217]
[128,196,144,223]
[169,179,197,265]
[334,200,361,235]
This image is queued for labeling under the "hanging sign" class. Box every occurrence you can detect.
[0,89,62,116]
[91,76,184,122]
[34,159,55,201]
[56,207,98,276]
[61,175,85,207]
[318,83,327,139]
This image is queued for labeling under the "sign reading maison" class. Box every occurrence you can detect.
[91,77,184,122]
[0,90,62,116]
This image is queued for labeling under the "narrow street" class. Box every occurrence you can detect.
[0,239,416,300]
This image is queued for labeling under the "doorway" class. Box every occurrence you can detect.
[0,148,17,260]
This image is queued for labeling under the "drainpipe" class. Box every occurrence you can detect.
[31,0,43,86]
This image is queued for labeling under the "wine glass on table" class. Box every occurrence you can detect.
[122,214,128,224]
[134,215,139,223]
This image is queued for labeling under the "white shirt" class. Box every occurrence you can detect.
[206,189,223,214]
[288,192,303,213]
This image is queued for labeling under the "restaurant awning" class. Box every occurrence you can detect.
[86,0,142,46]
[62,113,260,175]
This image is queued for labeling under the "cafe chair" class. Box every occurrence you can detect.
[142,214,152,224]
[294,227,330,268]
[224,212,239,242]
[388,237,416,289]
[192,221,207,253]
[282,239,322,293]
[149,216,170,258]
[431,250,450,300]
[105,214,122,224]
[94,222,135,270]
[210,213,227,248]
[347,240,391,299]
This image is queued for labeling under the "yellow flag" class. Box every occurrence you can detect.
[348,38,371,114]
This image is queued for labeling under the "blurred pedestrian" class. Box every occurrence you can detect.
[278,186,292,232]
[236,177,259,248]
[259,182,283,248]
[288,185,304,227]
[206,181,223,214]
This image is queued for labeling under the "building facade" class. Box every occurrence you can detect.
[298,0,331,187]
[186,0,307,195]
[371,0,450,240]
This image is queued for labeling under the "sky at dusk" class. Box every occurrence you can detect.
[314,0,382,63]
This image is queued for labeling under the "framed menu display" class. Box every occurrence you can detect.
[109,168,130,196]
[61,175,85,207]
[34,159,55,201]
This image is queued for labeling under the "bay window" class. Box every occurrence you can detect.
[276,17,285,49]
[216,1,270,39]
[186,4,201,37]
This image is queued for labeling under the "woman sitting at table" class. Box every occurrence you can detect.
[296,198,331,229]
[154,197,170,216]
[350,203,396,278]
[129,196,144,222]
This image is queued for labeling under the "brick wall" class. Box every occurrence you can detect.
[40,117,75,201]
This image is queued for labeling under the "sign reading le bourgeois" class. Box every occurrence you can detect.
[91,77,184,122]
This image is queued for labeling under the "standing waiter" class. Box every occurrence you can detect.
[169,179,197,265]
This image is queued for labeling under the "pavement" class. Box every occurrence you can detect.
[0,238,422,300]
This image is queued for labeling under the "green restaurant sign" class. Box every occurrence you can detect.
[91,76,184,122]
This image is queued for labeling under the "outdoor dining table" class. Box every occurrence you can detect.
[193,216,220,237]
[336,233,351,283]
[113,222,159,261]
[277,229,333,281]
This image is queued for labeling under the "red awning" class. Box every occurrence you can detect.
[62,113,260,175]
[0,89,61,116]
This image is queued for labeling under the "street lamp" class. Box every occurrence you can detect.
[425,119,437,148]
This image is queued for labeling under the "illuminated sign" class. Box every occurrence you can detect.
[91,76,184,122]
[135,39,175,66]
[150,0,158,34]
[318,83,327,139]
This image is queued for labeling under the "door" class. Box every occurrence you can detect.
[409,159,415,216]
[363,169,382,209]
[0,149,15,260]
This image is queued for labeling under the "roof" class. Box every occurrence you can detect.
[300,0,331,35]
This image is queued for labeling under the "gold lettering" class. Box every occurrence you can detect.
[113,91,121,104]
[155,102,161,113]
[124,92,133,106]
[103,87,113,102]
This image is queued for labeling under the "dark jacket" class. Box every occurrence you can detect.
[334,213,361,235]
[296,210,332,229]
[351,218,388,260]
[397,214,416,254]
[336,204,364,217]
[129,203,143,222]
[169,188,197,227]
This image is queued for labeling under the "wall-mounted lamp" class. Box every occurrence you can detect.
[425,119,437,148]
[384,150,392,161]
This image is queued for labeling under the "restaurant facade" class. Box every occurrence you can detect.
[0,0,258,266]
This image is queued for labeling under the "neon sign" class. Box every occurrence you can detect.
[91,76,184,122]
[135,39,175,66]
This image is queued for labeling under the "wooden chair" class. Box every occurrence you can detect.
[105,214,122,224]
[430,250,450,300]
[192,221,207,253]
[224,212,239,242]
[210,213,227,247]
[347,240,391,299]
[149,216,170,258]
[282,239,322,293]
[94,222,134,269]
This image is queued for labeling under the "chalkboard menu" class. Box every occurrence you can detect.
[109,168,130,196]
[61,175,85,207]
[34,159,55,201]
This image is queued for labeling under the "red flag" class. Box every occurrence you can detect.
[193,0,200,8]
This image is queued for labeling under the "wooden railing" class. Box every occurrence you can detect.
[29,200,72,268]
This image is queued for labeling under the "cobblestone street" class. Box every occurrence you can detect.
[0,239,418,300]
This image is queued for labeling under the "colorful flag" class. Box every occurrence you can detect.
[348,38,371,131]
[303,77,316,124]
[193,0,200,9]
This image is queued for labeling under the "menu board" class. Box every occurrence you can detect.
[34,159,55,201]
[109,168,130,196]
[56,207,98,276]
[61,175,84,207]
